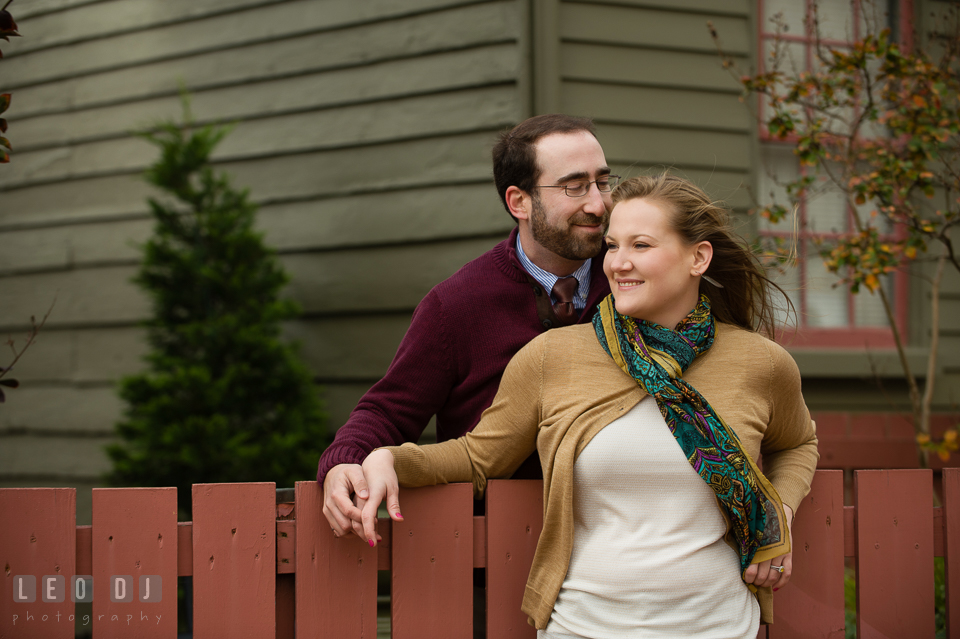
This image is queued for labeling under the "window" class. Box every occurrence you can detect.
[755,0,911,348]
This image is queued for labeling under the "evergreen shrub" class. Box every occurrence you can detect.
[107,106,328,517]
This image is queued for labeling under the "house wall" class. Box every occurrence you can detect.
[1,0,955,520]
[916,0,960,411]
[0,0,532,521]
[548,0,754,210]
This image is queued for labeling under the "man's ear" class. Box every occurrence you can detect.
[692,241,714,274]
[506,186,531,221]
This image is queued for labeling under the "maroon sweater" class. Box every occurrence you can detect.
[316,228,610,485]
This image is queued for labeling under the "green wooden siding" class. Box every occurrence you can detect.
[0,0,527,506]
[555,0,751,191]
[3,0,956,513]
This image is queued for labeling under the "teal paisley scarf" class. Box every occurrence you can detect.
[593,293,790,577]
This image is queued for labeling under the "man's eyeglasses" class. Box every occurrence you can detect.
[537,175,621,198]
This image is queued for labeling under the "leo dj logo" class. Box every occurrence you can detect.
[12,575,162,603]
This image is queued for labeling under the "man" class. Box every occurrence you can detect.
[318,114,617,538]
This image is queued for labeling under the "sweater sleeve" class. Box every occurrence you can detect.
[316,289,457,485]
[386,334,545,499]
[759,341,820,512]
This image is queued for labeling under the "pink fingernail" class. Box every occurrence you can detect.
[368,539,375,547]
[773,588,779,592]
[396,513,404,520]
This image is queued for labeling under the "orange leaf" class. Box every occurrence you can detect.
[0,6,20,35]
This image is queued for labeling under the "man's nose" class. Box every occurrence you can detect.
[582,182,606,214]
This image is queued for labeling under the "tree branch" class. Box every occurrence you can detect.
[0,296,55,384]
[921,249,946,447]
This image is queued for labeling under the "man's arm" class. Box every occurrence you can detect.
[318,290,457,535]
[356,332,546,544]
[323,464,368,537]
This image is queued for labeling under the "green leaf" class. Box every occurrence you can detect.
[0,94,9,114]
[1,136,11,150]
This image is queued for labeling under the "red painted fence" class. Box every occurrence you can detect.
[1,469,957,638]
[813,412,960,473]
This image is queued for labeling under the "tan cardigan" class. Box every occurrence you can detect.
[387,322,819,629]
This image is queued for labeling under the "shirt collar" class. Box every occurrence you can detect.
[515,235,592,309]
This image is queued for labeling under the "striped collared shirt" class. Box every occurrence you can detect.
[516,235,592,311]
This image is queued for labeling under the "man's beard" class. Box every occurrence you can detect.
[530,192,608,261]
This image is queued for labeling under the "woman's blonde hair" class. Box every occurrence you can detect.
[611,173,791,337]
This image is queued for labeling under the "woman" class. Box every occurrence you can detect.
[361,173,818,638]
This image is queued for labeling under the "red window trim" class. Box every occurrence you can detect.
[755,0,913,349]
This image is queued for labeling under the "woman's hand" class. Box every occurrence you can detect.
[359,449,403,547]
[744,504,794,591]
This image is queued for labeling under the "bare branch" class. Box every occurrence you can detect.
[921,249,947,440]
[0,294,57,382]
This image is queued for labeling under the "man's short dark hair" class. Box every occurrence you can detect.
[492,114,597,221]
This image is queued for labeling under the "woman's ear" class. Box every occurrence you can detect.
[506,186,530,221]
[692,241,714,274]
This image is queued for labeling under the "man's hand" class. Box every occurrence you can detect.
[360,449,403,547]
[322,463,369,539]
[744,504,795,591]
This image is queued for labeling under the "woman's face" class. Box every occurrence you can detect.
[603,197,710,328]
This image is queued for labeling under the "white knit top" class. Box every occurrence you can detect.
[540,397,760,639]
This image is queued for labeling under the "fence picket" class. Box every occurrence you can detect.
[191,483,276,638]
[91,487,178,638]
[944,468,960,639]
[855,469,935,639]
[293,480,378,638]
[392,483,473,639]
[485,480,542,638]
[0,488,76,639]
[275,574,295,639]
[768,469,845,638]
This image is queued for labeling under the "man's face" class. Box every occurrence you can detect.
[527,131,613,260]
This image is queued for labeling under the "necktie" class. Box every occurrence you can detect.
[552,276,579,326]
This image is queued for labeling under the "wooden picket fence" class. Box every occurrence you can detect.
[1,468,958,638]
